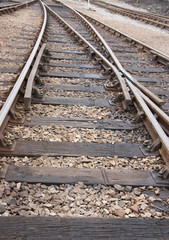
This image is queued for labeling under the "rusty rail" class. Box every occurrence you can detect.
[24,43,47,110]
[0,0,47,148]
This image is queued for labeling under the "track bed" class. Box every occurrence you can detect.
[0,1,169,239]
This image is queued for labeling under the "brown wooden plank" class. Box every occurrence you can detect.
[24,43,47,110]
[0,58,24,64]
[149,88,169,97]
[0,68,18,74]
[111,49,138,53]
[8,46,27,49]
[119,59,147,64]
[135,76,162,83]
[14,36,34,40]
[23,116,134,130]
[48,39,76,43]
[1,141,150,158]
[0,216,168,239]
[40,71,107,80]
[5,166,104,185]
[4,165,169,187]
[10,52,25,57]
[126,67,167,73]
[32,97,112,107]
[45,83,105,92]
[45,62,100,69]
[105,169,169,187]
[12,40,32,44]
[115,52,140,58]
[48,49,86,54]
[106,42,129,47]
[47,55,90,61]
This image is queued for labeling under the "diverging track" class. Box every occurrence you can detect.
[90,0,169,31]
[0,0,169,239]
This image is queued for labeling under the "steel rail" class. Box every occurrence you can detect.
[0,0,47,129]
[63,4,169,127]
[0,3,20,9]
[24,43,47,110]
[46,3,169,172]
[126,79,169,170]
[45,4,132,107]
[111,7,169,24]
[92,1,169,29]
[139,91,169,127]
[97,1,169,22]
[74,5,169,170]
[79,12,169,66]
[60,2,163,106]
[0,0,36,14]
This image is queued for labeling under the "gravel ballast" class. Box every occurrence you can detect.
[0,181,168,219]
[59,0,169,55]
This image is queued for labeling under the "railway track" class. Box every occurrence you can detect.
[90,0,169,31]
[0,3,20,10]
[0,0,169,238]
[0,0,35,13]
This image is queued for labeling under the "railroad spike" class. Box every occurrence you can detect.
[44,49,52,56]
[35,75,45,87]
[0,136,16,152]
[104,82,119,91]
[135,111,145,123]
[39,64,47,72]
[9,108,25,124]
[147,139,162,152]
[158,168,169,180]
[114,93,124,103]
[32,87,45,100]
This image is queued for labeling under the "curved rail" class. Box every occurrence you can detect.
[62,2,163,106]
[79,12,169,66]
[45,3,132,108]
[127,79,169,173]
[46,2,169,176]
[0,0,47,129]
[91,0,169,30]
